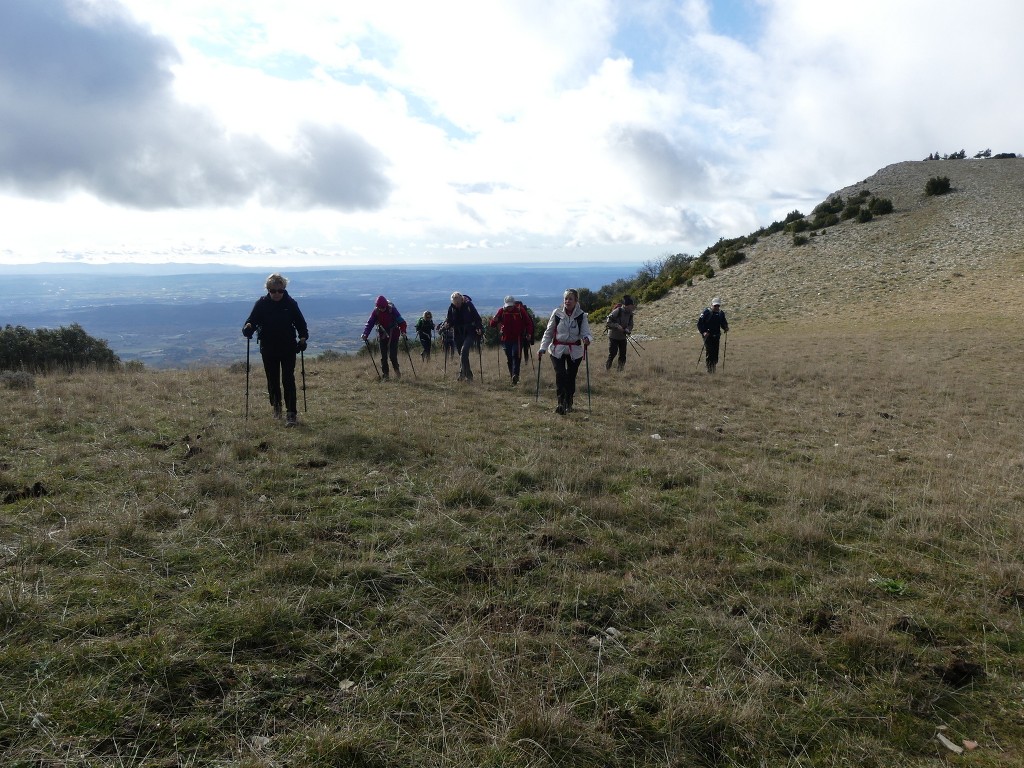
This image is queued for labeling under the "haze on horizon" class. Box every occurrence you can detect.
[0,0,1020,269]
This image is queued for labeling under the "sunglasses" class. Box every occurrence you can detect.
[268,288,285,294]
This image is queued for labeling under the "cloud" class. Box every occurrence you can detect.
[0,0,391,211]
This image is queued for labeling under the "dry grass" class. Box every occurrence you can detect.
[2,322,1023,766]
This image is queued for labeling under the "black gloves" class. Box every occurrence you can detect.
[297,339,307,352]
[242,325,254,339]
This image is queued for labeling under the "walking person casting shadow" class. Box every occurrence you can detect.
[242,273,309,427]
[539,289,592,415]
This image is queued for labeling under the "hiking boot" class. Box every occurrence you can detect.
[554,403,566,415]
[394,368,401,379]
[565,396,574,413]
[512,374,519,385]
[273,403,283,419]
[285,412,298,427]
[381,372,389,381]
[605,360,613,371]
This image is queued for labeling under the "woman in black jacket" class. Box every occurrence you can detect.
[242,273,309,426]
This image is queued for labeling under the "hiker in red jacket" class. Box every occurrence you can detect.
[361,295,408,380]
[489,295,530,384]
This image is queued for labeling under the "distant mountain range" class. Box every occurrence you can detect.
[0,264,639,367]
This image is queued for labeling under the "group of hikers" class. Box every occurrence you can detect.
[242,273,728,425]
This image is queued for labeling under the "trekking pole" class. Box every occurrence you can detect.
[696,336,707,370]
[300,349,307,412]
[402,335,417,379]
[626,335,642,357]
[722,332,727,372]
[584,347,592,414]
[630,336,646,351]
[535,351,543,402]
[363,338,381,380]
[477,335,484,383]
[245,336,251,420]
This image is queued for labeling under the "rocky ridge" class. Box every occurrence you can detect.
[641,158,1024,336]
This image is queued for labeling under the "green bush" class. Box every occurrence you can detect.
[925,176,951,196]
[841,203,861,220]
[718,250,746,269]
[0,323,120,373]
[810,212,839,230]
[786,219,809,233]
[869,197,893,214]
[857,208,873,223]
[813,195,844,216]
[793,234,809,247]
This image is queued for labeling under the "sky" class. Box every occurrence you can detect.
[1,0,1021,268]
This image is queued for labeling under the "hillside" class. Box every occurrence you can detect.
[642,158,1024,334]
[4,159,1024,766]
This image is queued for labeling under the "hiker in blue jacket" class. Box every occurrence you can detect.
[696,297,728,373]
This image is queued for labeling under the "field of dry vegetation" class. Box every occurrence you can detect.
[3,312,1023,765]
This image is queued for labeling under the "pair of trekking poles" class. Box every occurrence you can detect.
[362,327,418,381]
[534,347,592,414]
[244,337,306,420]
[696,333,727,370]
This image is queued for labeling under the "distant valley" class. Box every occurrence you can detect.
[1,264,638,367]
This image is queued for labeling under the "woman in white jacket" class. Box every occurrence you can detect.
[539,289,593,414]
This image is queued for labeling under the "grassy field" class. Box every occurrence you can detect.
[2,322,1023,766]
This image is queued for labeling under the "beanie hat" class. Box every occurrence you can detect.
[375,295,388,310]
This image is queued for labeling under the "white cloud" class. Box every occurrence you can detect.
[0,0,1021,266]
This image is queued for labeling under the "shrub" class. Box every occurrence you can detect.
[0,323,120,373]
[841,203,861,221]
[857,208,873,223]
[925,176,951,196]
[810,212,839,230]
[793,234,809,247]
[718,250,746,269]
[786,219,809,234]
[993,152,1018,159]
[813,195,844,216]
[315,349,345,363]
[868,197,894,215]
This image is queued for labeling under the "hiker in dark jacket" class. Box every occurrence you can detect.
[539,289,592,414]
[605,295,636,372]
[446,292,483,381]
[361,295,407,380]
[242,273,309,426]
[415,311,435,361]
[696,297,729,373]
[489,295,530,384]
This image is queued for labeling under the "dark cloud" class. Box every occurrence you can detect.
[0,0,391,210]
[612,126,709,201]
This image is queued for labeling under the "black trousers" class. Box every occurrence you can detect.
[607,338,627,369]
[418,332,432,359]
[705,334,721,366]
[260,347,297,412]
[379,334,400,375]
[550,354,583,402]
